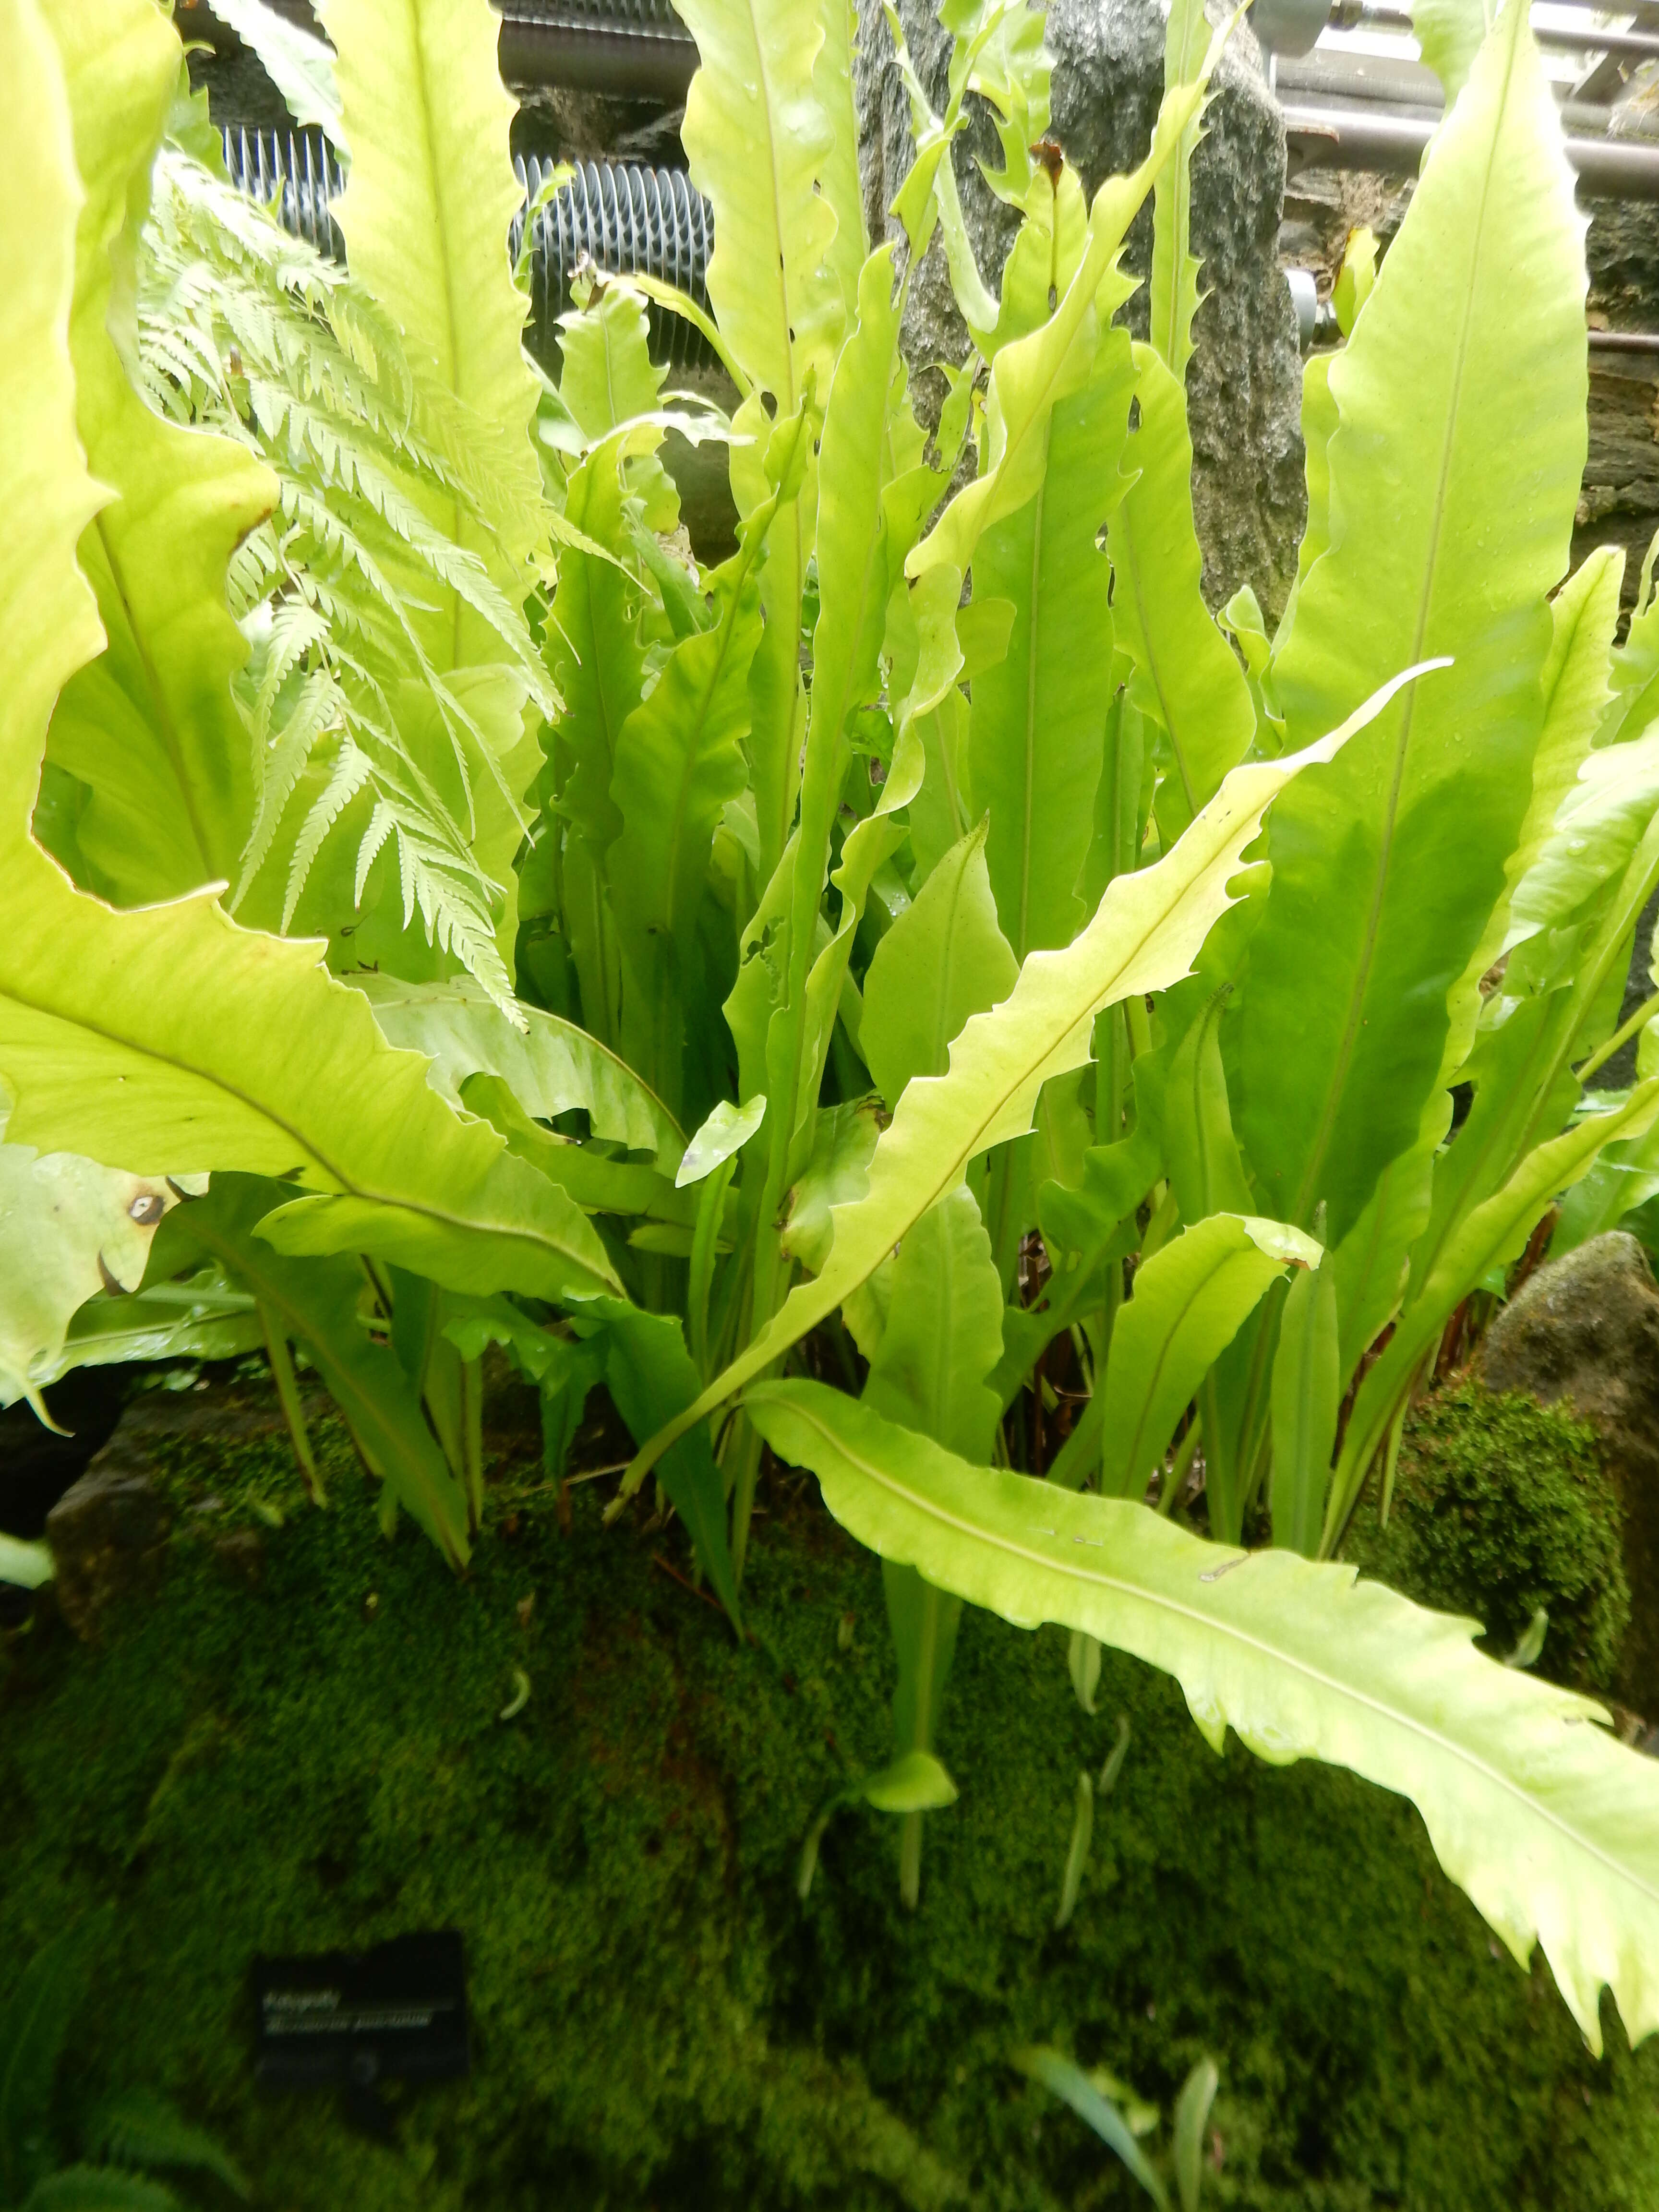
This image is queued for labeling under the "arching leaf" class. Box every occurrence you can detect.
[673,0,842,408]
[0,1133,181,1409]
[861,820,1018,1108]
[1109,349,1255,844]
[623,669,1434,1490]
[748,1377,1659,2056]
[359,975,685,1173]
[1503,544,1624,946]
[321,0,545,645]
[1149,0,1210,383]
[153,1178,472,1559]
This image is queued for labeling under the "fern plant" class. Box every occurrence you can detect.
[132,128,555,1011]
[9,0,1659,2068]
[0,1917,249,2212]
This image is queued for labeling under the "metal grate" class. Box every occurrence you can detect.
[220,132,717,373]
[496,0,691,31]
[221,127,344,256]
[514,155,715,372]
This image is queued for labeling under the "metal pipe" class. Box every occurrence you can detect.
[514,153,714,371]
[1281,98,1659,192]
[497,18,696,99]
[1590,327,1659,353]
[222,124,344,255]
[181,0,697,96]
[1352,1,1659,60]
[1275,47,1619,124]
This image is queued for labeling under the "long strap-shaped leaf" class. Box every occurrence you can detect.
[1238,0,1587,1245]
[675,0,842,409]
[1502,546,1624,948]
[0,0,106,833]
[0,876,624,1300]
[761,256,906,1204]
[747,1377,1659,2054]
[908,48,1218,589]
[41,0,276,904]
[1108,347,1255,843]
[1149,0,1209,382]
[810,0,867,335]
[158,1177,473,1561]
[620,668,1433,1491]
[1099,1214,1319,1501]
[320,0,545,650]
[968,334,1136,959]
[359,975,686,1173]
[606,565,764,1108]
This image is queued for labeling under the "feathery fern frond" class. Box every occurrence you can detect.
[133,142,554,1014]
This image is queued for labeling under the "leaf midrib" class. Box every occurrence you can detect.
[1118,481,1198,816]
[742,0,797,413]
[804,793,1270,1322]
[89,517,219,884]
[800,1395,1657,1908]
[1289,26,1516,1228]
[384,0,469,664]
[1109,1241,1269,1494]
[1017,422,1052,960]
[0,969,613,1290]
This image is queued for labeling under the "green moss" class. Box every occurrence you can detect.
[2,1383,1657,2211]
[1347,1384,1630,1693]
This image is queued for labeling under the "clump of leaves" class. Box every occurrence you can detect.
[8,0,1659,2068]
[0,1915,249,2211]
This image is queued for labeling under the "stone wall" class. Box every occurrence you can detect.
[856,0,1308,619]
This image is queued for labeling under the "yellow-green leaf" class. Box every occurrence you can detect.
[674,0,842,409]
[1239,0,1586,1243]
[41,0,276,904]
[749,1377,1659,2055]
[625,666,1432,1488]
[320,0,545,649]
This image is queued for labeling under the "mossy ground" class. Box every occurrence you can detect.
[2,1379,1657,2211]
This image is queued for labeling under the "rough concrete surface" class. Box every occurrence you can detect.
[856,0,1306,616]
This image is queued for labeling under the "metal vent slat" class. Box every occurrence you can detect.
[220,132,716,372]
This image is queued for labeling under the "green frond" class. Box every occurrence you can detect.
[281,733,371,929]
[133,138,553,1005]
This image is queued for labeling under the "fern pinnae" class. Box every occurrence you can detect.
[353,799,398,902]
[139,130,552,998]
[234,665,346,909]
[282,735,371,930]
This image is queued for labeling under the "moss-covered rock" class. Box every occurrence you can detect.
[1347,1383,1630,1695]
[3,1381,1658,2212]
[1479,1232,1659,1713]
